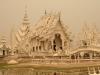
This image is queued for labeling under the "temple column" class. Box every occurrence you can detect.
[37,46,39,52]
[51,40,54,51]
[34,46,36,52]
[62,39,64,50]
[63,40,68,52]
[77,53,80,63]
[41,41,45,52]
[35,39,37,52]
[37,40,39,52]
[37,45,40,52]
[45,41,47,51]
[90,52,93,59]
[38,41,40,52]
[43,41,45,51]
[51,35,55,51]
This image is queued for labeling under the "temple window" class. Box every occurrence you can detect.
[36,46,38,51]
[3,50,5,56]
[60,47,62,50]
[39,46,41,51]
[33,47,35,52]
[82,40,87,46]
[48,41,52,50]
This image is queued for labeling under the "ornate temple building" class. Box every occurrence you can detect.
[71,24,100,59]
[0,36,10,56]
[13,9,100,63]
[29,12,72,56]
[15,11,72,57]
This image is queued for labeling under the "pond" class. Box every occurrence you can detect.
[0,67,88,75]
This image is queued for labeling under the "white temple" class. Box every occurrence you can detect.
[15,11,72,57]
[78,24,99,47]
[0,36,10,56]
[71,24,100,59]
[13,9,100,62]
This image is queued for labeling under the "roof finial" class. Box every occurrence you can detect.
[58,11,61,22]
[23,3,29,22]
[24,0,27,14]
[23,3,30,25]
[45,10,47,15]
[24,4,28,17]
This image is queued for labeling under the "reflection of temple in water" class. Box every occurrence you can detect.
[0,68,88,75]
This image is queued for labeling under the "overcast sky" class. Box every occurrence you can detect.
[0,0,100,42]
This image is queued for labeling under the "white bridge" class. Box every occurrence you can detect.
[71,46,100,54]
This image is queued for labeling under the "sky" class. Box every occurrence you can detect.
[0,0,100,43]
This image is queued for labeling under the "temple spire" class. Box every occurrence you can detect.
[15,4,30,47]
[23,4,29,23]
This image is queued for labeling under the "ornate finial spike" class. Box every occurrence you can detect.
[23,4,28,21]
[24,0,27,13]
[25,4,27,13]
[45,10,47,15]
[58,11,61,21]
[25,4,28,16]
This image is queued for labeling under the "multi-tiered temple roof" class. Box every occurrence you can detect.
[31,12,70,41]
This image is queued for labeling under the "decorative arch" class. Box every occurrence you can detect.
[53,33,62,51]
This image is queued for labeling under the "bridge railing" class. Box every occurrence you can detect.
[29,59,100,64]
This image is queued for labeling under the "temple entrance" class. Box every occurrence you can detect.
[3,50,5,56]
[53,33,62,51]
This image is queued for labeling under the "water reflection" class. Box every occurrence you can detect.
[0,68,88,75]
